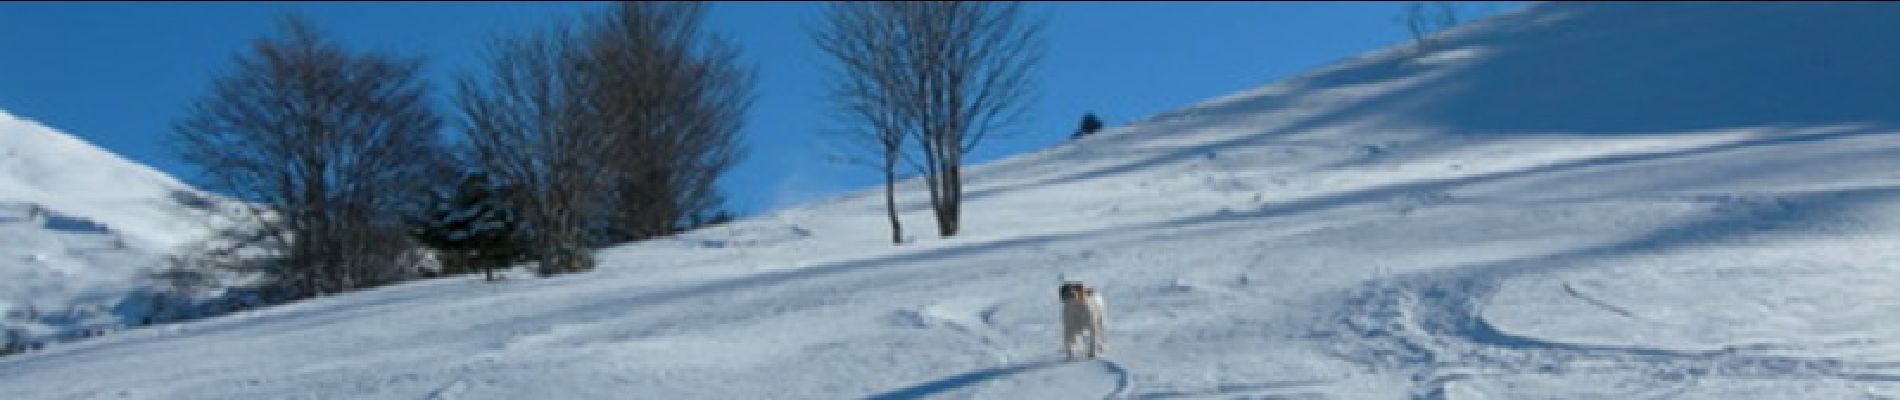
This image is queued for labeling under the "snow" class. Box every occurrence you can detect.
[7,1,1900,399]
[0,110,223,250]
[0,110,239,350]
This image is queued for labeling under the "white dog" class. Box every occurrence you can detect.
[1059,281,1107,359]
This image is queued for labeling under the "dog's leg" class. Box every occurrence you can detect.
[1064,329,1077,360]
[1090,313,1106,358]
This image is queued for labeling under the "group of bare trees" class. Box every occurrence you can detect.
[581,3,749,245]
[170,0,1046,301]
[457,1,750,275]
[172,1,751,295]
[815,1,1044,243]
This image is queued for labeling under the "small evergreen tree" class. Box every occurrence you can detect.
[408,172,524,281]
[1073,112,1104,138]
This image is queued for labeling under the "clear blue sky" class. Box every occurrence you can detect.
[0,1,1521,217]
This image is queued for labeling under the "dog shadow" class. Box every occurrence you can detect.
[862,358,1065,400]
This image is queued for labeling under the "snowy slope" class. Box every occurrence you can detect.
[0,110,237,349]
[7,2,1900,399]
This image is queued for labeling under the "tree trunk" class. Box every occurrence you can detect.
[922,146,948,238]
[940,163,961,237]
[883,154,904,244]
[480,250,497,281]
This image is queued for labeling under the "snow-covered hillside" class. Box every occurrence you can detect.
[0,110,238,351]
[7,2,1900,398]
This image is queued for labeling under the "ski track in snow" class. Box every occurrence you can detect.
[1559,281,1642,321]
[1318,186,1900,397]
[1325,253,1900,399]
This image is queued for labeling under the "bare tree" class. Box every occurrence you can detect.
[456,25,611,276]
[578,1,752,243]
[815,1,1043,239]
[815,1,915,244]
[457,1,752,275]
[171,15,444,298]
[1403,1,1461,53]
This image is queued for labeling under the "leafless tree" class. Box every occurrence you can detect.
[815,1,914,244]
[814,1,1044,238]
[578,1,751,243]
[1403,1,1461,53]
[171,15,444,298]
[456,1,751,275]
[456,25,611,276]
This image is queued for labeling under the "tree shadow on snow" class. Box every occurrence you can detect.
[862,359,1063,400]
[1132,379,1329,400]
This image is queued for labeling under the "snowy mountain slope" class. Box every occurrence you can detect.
[7,1,1900,398]
[0,110,238,350]
[0,110,226,250]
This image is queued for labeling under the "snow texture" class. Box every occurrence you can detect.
[0,110,250,351]
[7,2,1900,399]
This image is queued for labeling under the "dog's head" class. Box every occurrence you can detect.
[1059,281,1090,302]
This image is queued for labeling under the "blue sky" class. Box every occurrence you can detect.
[0,1,1521,217]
